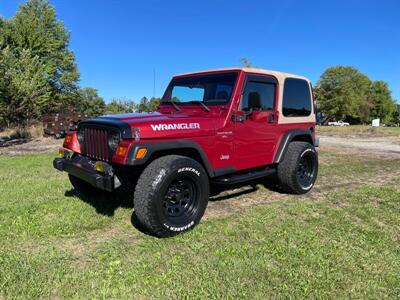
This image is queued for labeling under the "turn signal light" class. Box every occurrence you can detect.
[58,148,71,158]
[64,135,72,144]
[135,148,147,160]
[116,146,127,156]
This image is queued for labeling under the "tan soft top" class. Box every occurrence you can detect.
[175,67,310,82]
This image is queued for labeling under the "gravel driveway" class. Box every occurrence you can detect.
[319,135,400,158]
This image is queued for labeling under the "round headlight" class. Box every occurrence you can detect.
[77,128,84,143]
[108,131,120,151]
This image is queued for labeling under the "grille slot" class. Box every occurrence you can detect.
[82,127,110,161]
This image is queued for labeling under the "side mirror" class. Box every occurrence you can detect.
[232,110,248,123]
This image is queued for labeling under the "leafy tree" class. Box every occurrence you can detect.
[106,99,137,114]
[0,17,5,45]
[138,97,149,112]
[392,104,400,126]
[149,97,161,111]
[74,88,106,117]
[138,97,160,112]
[240,57,253,68]
[370,81,396,124]
[7,0,79,96]
[0,0,79,127]
[315,66,372,123]
[0,47,51,126]
[105,97,160,115]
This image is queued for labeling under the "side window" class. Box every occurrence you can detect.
[282,78,312,117]
[241,81,275,111]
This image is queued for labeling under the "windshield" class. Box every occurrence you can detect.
[161,72,238,106]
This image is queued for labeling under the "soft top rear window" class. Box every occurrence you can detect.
[161,72,238,106]
[282,78,312,117]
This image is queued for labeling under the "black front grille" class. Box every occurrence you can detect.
[82,127,110,161]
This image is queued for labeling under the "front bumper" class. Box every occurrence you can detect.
[53,154,121,192]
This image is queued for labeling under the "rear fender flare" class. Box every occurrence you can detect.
[274,130,315,163]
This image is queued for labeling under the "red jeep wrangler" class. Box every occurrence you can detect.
[54,68,319,237]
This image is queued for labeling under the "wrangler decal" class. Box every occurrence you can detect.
[150,123,200,131]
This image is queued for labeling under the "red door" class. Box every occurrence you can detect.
[233,75,279,170]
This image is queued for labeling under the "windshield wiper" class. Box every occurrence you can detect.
[188,100,211,112]
[164,99,181,111]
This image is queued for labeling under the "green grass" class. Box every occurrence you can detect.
[0,153,400,299]
[318,151,400,179]
[317,125,400,136]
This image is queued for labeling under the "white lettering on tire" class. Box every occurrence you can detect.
[163,220,195,232]
[178,167,200,177]
[152,168,166,188]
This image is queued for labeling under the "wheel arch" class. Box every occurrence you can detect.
[274,129,315,163]
[127,140,214,177]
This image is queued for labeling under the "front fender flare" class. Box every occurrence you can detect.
[126,140,215,177]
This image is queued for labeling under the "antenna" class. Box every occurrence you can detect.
[153,68,156,98]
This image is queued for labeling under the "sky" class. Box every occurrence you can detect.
[1,0,399,102]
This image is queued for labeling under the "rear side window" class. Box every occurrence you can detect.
[282,78,312,117]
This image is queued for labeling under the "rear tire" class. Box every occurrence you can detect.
[277,142,318,194]
[134,155,209,237]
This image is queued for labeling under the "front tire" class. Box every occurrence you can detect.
[134,155,209,237]
[277,142,318,194]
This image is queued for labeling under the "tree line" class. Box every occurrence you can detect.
[74,89,160,117]
[1,0,398,129]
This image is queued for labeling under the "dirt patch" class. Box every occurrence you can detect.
[16,223,140,268]
[0,137,62,156]
[58,225,140,264]
[319,135,400,159]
